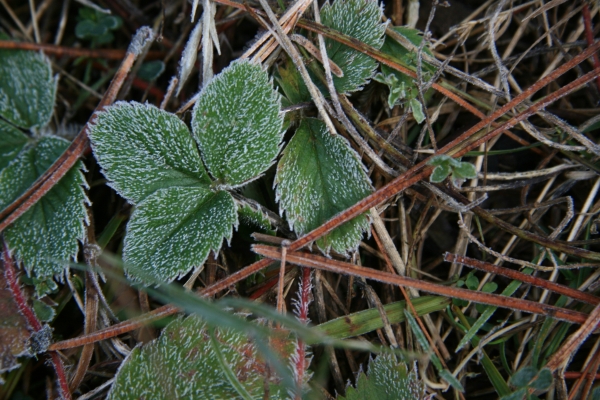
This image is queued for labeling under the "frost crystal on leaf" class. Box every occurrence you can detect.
[0,137,88,279]
[123,186,237,284]
[339,353,424,399]
[0,119,29,170]
[108,315,287,400]
[275,118,372,254]
[192,60,284,187]
[320,0,386,94]
[89,102,211,204]
[0,49,57,129]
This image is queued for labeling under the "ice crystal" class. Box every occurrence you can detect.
[275,118,372,254]
[320,0,386,94]
[0,49,57,129]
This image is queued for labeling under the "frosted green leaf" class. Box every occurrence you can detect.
[338,354,424,400]
[275,118,372,254]
[0,119,29,171]
[0,49,57,129]
[123,186,237,284]
[192,60,284,187]
[89,102,211,204]
[429,162,451,182]
[238,203,275,235]
[0,137,87,278]
[377,27,435,114]
[453,161,477,179]
[108,315,286,400]
[320,0,386,94]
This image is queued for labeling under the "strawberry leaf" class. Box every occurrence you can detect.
[338,353,424,399]
[320,0,386,94]
[429,163,451,183]
[108,315,286,399]
[0,119,29,170]
[123,186,237,284]
[0,137,88,279]
[192,60,284,187]
[0,49,57,129]
[89,102,211,205]
[275,118,372,254]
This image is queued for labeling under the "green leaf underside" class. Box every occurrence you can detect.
[192,60,284,187]
[0,119,29,170]
[339,354,424,400]
[320,0,386,94]
[89,102,211,205]
[376,27,435,109]
[0,137,87,278]
[123,186,237,284]
[276,118,372,254]
[108,315,285,400]
[0,49,56,129]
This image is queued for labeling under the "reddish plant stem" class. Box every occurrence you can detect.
[0,39,164,60]
[3,243,71,400]
[546,301,600,372]
[564,372,600,379]
[444,253,600,306]
[252,245,595,327]
[0,27,154,233]
[582,3,600,92]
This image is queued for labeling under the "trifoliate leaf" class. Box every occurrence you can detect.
[89,102,211,205]
[338,353,424,400]
[275,118,372,254]
[377,27,435,112]
[123,186,237,284]
[320,0,386,94]
[192,60,284,187]
[0,137,88,278]
[0,119,29,170]
[0,49,57,129]
[108,315,286,399]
